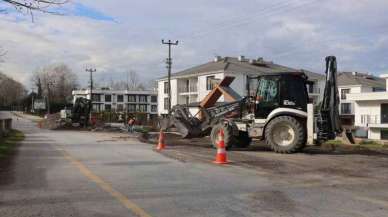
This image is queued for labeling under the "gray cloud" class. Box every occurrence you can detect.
[0,0,387,88]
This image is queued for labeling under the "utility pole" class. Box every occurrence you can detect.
[162,39,179,113]
[46,80,54,115]
[86,68,96,124]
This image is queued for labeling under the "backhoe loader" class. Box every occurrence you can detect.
[161,56,353,153]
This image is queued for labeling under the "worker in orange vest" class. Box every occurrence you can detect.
[128,117,135,133]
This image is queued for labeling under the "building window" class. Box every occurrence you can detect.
[373,87,385,92]
[164,81,169,94]
[128,104,136,112]
[138,104,147,112]
[92,104,101,112]
[185,80,189,92]
[105,95,112,102]
[151,105,157,112]
[341,103,351,114]
[151,95,157,103]
[164,97,170,110]
[117,95,124,102]
[139,95,147,102]
[92,94,101,102]
[117,104,124,111]
[128,95,136,102]
[105,104,111,111]
[341,89,350,100]
[206,76,215,90]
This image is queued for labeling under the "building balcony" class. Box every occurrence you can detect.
[178,86,198,95]
[361,115,388,128]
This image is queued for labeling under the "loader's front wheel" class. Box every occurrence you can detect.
[235,131,252,148]
[265,116,305,153]
[210,123,236,150]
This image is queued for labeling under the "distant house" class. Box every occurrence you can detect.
[72,89,158,120]
[156,56,325,115]
[347,74,388,140]
[337,72,386,126]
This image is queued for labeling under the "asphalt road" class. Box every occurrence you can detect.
[1,112,388,217]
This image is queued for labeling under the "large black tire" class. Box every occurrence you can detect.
[235,131,252,148]
[265,116,306,153]
[210,123,237,150]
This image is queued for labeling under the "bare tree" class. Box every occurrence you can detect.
[1,0,69,21]
[0,71,26,107]
[32,63,78,105]
[108,71,146,91]
[127,70,145,90]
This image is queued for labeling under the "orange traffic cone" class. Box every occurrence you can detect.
[213,129,228,164]
[156,130,166,151]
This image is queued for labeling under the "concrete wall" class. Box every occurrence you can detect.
[158,79,177,115]
[0,118,12,137]
[369,128,381,140]
[354,101,381,126]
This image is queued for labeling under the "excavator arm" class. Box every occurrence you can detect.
[317,56,354,143]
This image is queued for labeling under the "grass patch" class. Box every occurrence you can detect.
[358,139,386,149]
[0,130,24,158]
[134,126,151,134]
[324,140,344,145]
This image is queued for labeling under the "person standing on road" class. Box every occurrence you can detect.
[128,117,135,133]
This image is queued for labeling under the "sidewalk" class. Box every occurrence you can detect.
[12,112,43,122]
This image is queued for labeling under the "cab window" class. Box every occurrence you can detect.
[257,78,278,102]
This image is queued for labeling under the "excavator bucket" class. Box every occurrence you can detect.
[345,129,355,144]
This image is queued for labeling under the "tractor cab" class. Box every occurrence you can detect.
[247,72,309,119]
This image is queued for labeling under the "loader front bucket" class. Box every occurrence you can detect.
[173,118,202,138]
[159,116,203,138]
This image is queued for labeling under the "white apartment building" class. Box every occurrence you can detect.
[347,74,388,140]
[157,56,325,115]
[337,72,386,126]
[72,89,158,119]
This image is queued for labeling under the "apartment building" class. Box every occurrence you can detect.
[157,56,325,115]
[72,89,158,119]
[337,72,386,126]
[346,74,388,140]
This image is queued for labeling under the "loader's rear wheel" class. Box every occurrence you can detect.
[210,124,236,150]
[265,116,305,153]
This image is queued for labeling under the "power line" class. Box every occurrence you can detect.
[177,0,318,40]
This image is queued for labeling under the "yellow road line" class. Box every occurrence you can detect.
[59,148,152,217]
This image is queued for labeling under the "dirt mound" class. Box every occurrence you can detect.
[37,113,62,130]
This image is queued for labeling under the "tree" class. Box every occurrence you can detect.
[127,70,145,90]
[1,0,68,13]
[0,72,26,108]
[32,63,78,112]
[1,0,69,21]
[109,71,146,91]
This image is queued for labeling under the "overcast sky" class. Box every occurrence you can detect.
[0,0,387,88]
